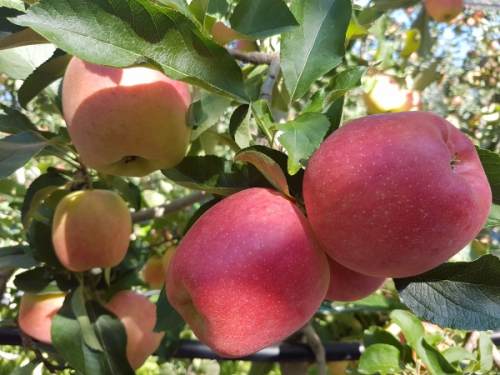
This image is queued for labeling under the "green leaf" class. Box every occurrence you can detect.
[304,66,368,113]
[477,147,500,205]
[0,7,25,39]
[389,309,424,347]
[155,283,185,332]
[276,112,330,175]
[414,337,460,375]
[411,59,441,91]
[162,155,258,195]
[412,6,435,58]
[280,0,351,102]
[0,131,49,180]
[251,99,275,144]
[10,361,41,375]
[0,250,40,269]
[14,267,61,293]
[230,0,299,39]
[441,346,476,365]
[0,44,54,79]
[229,104,253,149]
[479,331,494,373]
[0,105,37,134]
[234,147,290,198]
[0,179,27,196]
[72,286,104,352]
[97,174,141,211]
[21,170,68,229]
[394,255,500,331]
[248,363,274,375]
[18,50,71,109]
[11,0,249,102]
[363,326,403,350]
[358,343,403,375]
[323,96,344,136]
[191,90,233,140]
[28,220,65,270]
[486,204,500,226]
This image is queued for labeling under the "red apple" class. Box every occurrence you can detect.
[325,256,386,302]
[105,290,165,370]
[303,111,491,278]
[425,0,463,23]
[62,57,192,177]
[18,292,66,344]
[52,189,132,272]
[166,188,329,358]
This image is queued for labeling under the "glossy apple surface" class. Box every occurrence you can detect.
[18,292,66,344]
[62,57,191,177]
[325,256,387,302]
[425,0,463,23]
[363,75,421,114]
[166,188,329,358]
[52,189,132,272]
[303,111,491,278]
[105,290,165,370]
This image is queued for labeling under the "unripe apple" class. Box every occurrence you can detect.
[62,57,192,177]
[166,188,329,358]
[363,75,421,114]
[303,111,491,278]
[425,0,463,23]
[325,256,387,302]
[18,292,66,344]
[52,189,132,272]
[105,290,165,370]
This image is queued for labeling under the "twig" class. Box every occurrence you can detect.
[226,48,274,65]
[464,331,480,352]
[300,322,327,375]
[259,53,280,104]
[131,191,212,223]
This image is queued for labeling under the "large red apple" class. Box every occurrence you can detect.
[303,111,491,278]
[52,189,132,272]
[105,290,165,370]
[62,57,192,177]
[166,188,329,358]
[425,0,463,23]
[325,256,387,302]
[18,292,66,344]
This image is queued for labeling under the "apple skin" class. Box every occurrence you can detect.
[52,189,132,272]
[303,111,491,278]
[166,188,330,358]
[62,57,192,177]
[325,256,387,302]
[425,0,463,23]
[105,290,165,370]
[18,292,66,344]
[143,247,176,289]
[234,39,259,52]
[363,75,421,115]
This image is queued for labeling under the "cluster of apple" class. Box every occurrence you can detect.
[18,55,491,366]
[165,112,491,358]
[17,57,194,370]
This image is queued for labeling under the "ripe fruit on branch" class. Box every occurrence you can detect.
[325,256,387,302]
[363,75,421,114]
[62,57,192,177]
[143,246,177,289]
[303,111,491,278]
[52,189,132,272]
[105,290,165,370]
[166,188,329,358]
[424,0,463,23]
[18,292,66,344]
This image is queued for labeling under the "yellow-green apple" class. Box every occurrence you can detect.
[52,189,132,272]
[105,290,165,370]
[425,0,463,23]
[363,75,421,114]
[18,292,66,344]
[166,188,329,358]
[143,246,176,289]
[325,256,386,302]
[303,111,491,278]
[62,57,191,177]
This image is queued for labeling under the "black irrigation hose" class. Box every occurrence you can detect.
[1,327,500,362]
